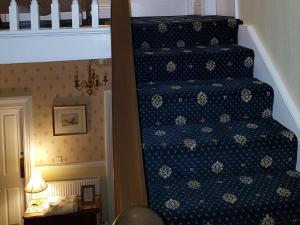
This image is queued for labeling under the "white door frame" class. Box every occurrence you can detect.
[0,96,33,185]
[104,90,114,225]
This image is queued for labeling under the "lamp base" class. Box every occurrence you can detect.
[31,197,43,206]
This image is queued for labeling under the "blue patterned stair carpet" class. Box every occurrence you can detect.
[131,16,299,225]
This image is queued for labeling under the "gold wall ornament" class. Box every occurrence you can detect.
[74,60,108,95]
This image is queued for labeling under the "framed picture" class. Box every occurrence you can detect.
[52,105,87,136]
[81,185,96,206]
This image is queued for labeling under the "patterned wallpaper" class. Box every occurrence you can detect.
[0,60,111,166]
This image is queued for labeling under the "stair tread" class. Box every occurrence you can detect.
[132,16,242,49]
[143,119,296,147]
[134,44,254,83]
[132,15,242,25]
[138,77,271,95]
[134,44,251,57]
[143,118,297,186]
[138,78,274,127]
[148,171,300,224]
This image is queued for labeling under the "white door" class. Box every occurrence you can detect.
[0,97,32,225]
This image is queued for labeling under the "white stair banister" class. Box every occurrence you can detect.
[9,0,19,31]
[234,0,240,19]
[30,0,40,30]
[72,0,80,29]
[51,0,60,29]
[193,0,202,15]
[91,0,99,28]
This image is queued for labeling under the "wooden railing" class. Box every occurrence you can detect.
[111,0,148,217]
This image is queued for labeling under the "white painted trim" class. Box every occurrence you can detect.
[0,27,111,64]
[0,96,33,184]
[35,160,105,170]
[238,25,300,170]
[0,27,109,37]
[104,90,114,225]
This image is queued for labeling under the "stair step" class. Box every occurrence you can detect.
[134,45,254,83]
[132,14,300,225]
[142,119,297,181]
[138,78,273,127]
[148,171,300,225]
[132,15,242,49]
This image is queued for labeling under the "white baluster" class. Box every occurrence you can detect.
[30,0,40,30]
[234,0,240,19]
[72,0,80,29]
[51,0,60,29]
[91,0,99,28]
[9,0,19,31]
[202,0,217,15]
[193,0,202,15]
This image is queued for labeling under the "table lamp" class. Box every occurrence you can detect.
[25,171,48,206]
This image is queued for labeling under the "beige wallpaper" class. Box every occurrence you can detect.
[0,60,111,167]
[239,0,300,113]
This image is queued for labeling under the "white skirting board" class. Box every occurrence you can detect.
[238,25,300,170]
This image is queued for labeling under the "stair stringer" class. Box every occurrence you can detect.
[238,24,300,170]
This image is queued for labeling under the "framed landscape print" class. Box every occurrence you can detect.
[52,105,87,136]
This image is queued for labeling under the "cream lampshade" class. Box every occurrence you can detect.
[25,171,48,206]
[25,171,48,194]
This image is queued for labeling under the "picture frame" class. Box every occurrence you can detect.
[81,185,96,206]
[52,105,87,136]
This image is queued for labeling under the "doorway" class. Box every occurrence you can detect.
[0,96,32,225]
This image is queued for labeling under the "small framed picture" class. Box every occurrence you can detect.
[81,185,96,205]
[52,105,87,136]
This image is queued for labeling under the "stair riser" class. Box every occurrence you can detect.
[132,18,241,49]
[134,49,255,83]
[149,184,300,225]
[143,138,298,182]
[138,87,274,127]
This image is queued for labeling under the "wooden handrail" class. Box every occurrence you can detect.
[111,0,148,218]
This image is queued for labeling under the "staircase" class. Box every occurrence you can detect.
[131,16,300,225]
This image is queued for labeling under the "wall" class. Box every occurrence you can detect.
[239,0,300,113]
[0,60,111,180]
[217,0,234,16]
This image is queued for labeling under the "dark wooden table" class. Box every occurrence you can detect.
[24,197,101,225]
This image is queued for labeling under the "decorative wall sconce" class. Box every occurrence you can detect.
[74,60,108,95]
